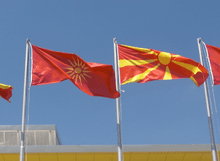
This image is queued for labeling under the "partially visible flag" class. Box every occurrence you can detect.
[31,45,120,99]
[0,83,13,102]
[205,44,220,85]
[118,44,208,87]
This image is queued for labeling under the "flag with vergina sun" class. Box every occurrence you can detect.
[118,44,208,87]
[31,45,120,99]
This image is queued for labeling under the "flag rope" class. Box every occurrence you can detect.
[197,38,218,161]
[25,82,31,161]
[202,41,215,86]
[201,42,218,113]
[201,43,216,113]
[201,40,220,161]
[209,85,220,161]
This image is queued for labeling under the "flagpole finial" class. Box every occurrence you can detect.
[26,39,30,43]
[197,37,202,43]
[113,38,117,44]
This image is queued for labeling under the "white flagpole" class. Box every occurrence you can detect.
[197,38,218,161]
[113,38,123,161]
[20,39,30,161]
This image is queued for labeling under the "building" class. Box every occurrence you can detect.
[0,125,217,161]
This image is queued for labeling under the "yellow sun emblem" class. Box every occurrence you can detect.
[65,57,91,84]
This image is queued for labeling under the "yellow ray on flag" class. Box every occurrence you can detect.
[122,63,160,85]
[172,60,202,75]
[119,59,158,68]
[163,66,172,80]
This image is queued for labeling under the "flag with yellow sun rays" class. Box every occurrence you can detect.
[0,83,13,102]
[118,44,208,87]
[31,45,120,99]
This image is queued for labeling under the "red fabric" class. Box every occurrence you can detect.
[206,44,220,85]
[31,45,120,99]
[0,86,13,102]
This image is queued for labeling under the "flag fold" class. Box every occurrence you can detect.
[118,44,208,87]
[0,83,13,102]
[31,45,120,99]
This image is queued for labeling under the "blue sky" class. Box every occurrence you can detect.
[1,1,220,146]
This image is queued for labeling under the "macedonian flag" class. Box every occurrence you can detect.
[118,44,208,87]
[0,83,13,102]
[31,45,120,99]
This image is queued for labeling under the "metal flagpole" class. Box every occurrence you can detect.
[113,38,123,161]
[197,38,218,161]
[20,39,30,161]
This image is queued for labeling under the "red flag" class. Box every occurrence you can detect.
[118,44,208,87]
[31,45,120,99]
[206,44,220,85]
[0,83,13,102]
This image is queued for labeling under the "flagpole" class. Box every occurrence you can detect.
[20,39,30,161]
[113,38,123,161]
[197,38,218,161]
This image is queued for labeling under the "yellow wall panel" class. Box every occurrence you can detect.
[183,152,203,161]
[25,154,39,161]
[2,154,19,161]
[147,152,167,161]
[123,152,131,161]
[57,153,76,161]
[0,154,5,161]
[94,153,114,161]
[0,150,215,161]
[129,152,149,161]
[39,153,57,161]
[200,152,212,161]
[165,152,185,161]
[75,153,94,161]
[111,153,118,161]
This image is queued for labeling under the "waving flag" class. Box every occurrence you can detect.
[118,44,208,87]
[31,45,120,99]
[206,44,220,85]
[0,83,13,102]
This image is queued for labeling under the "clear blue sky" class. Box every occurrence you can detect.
[0,1,220,146]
